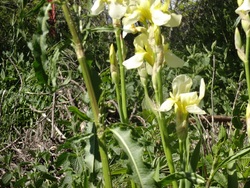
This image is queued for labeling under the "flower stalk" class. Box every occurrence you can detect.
[61,2,112,187]
[114,21,128,123]
[235,0,250,141]
[153,43,177,188]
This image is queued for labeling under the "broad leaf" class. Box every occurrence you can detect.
[215,145,250,174]
[111,127,156,188]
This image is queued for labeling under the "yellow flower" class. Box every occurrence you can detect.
[123,28,184,70]
[122,0,182,36]
[160,75,206,115]
[122,0,181,27]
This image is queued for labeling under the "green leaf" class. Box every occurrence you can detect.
[22,0,46,18]
[56,152,70,168]
[83,26,115,33]
[156,172,205,186]
[41,172,57,181]
[215,145,250,174]
[68,106,91,121]
[35,165,47,172]
[84,123,102,177]
[28,3,51,85]
[227,149,238,188]
[2,172,12,184]
[218,125,227,141]
[32,60,48,84]
[190,139,201,172]
[111,127,156,188]
[213,172,227,187]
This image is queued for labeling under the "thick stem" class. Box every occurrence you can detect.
[61,2,99,123]
[245,36,250,99]
[98,137,113,188]
[115,82,125,123]
[61,3,112,188]
[179,139,185,188]
[114,26,128,123]
[157,115,178,188]
[153,45,177,188]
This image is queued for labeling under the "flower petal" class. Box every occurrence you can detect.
[164,13,182,27]
[151,9,171,26]
[123,53,145,69]
[172,75,193,97]
[109,2,127,19]
[236,0,250,15]
[165,51,184,68]
[180,92,199,106]
[160,98,175,111]
[91,0,105,15]
[122,11,140,26]
[186,105,206,114]
[199,78,205,100]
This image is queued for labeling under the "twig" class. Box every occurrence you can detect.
[211,55,216,131]
[232,81,243,111]
[190,115,244,124]
[51,92,56,138]
[0,90,6,124]
[0,137,20,153]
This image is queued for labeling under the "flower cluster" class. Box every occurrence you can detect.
[91,0,184,71]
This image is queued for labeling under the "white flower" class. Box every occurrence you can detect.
[91,0,127,19]
[122,0,182,29]
[91,0,105,15]
[160,75,206,115]
[236,0,250,15]
[109,2,127,19]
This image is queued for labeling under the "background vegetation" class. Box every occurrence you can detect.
[0,0,249,187]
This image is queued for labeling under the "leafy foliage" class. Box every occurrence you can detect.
[1,0,250,187]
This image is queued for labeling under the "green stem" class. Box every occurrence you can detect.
[157,114,178,188]
[115,81,125,123]
[205,155,218,188]
[114,26,128,123]
[61,2,99,123]
[179,136,190,188]
[61,3,112,188]
[179,139,185,188]
[98,137,113,188]
[153,46,177,188]
[245,36,250,99]
[205,142,222,188]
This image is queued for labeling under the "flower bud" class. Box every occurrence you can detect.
[235,27,242,50]
[241,19,250,36]
[176,109,188,140]
[154,25,162,46]
[138,63,148,88]
[109,44,119,84]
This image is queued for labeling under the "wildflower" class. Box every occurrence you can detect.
[160,75,206,140]
[123,0,181,27]
[160,75,205,115]
[123,30,184,70]
[235,0,250,16]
